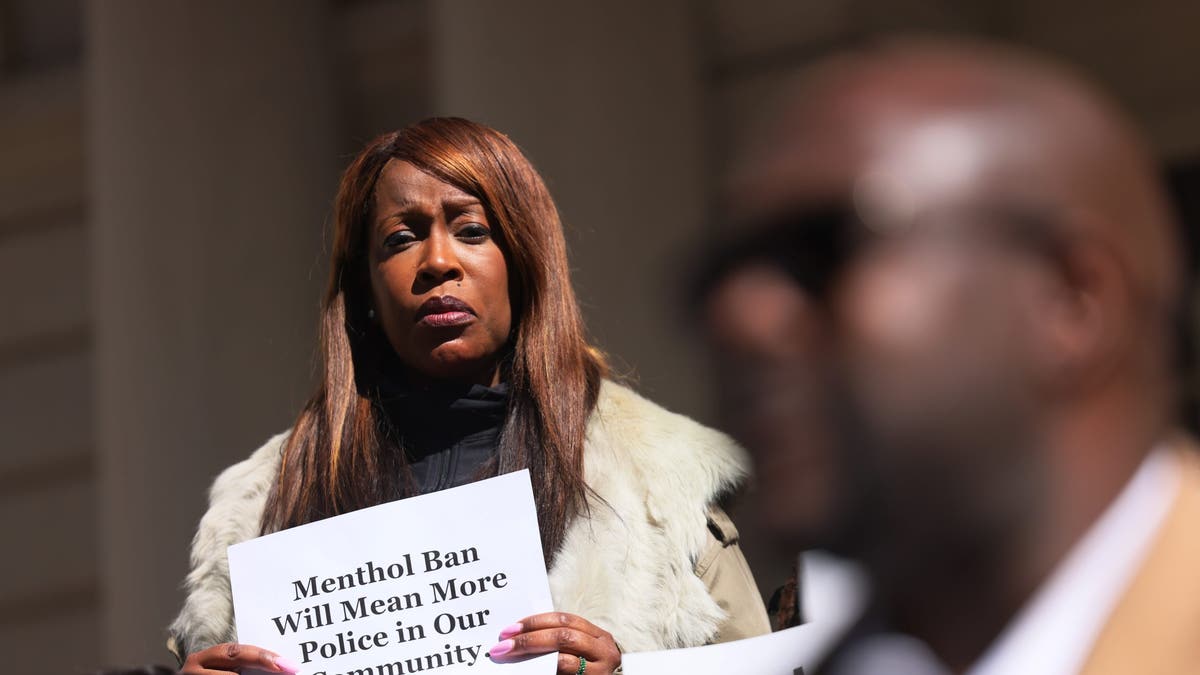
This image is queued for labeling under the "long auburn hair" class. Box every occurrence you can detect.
[261,118,607,559]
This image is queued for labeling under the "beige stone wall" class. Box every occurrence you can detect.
[0,55,95,673]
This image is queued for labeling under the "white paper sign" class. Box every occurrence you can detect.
[621,625,821,675]
[228,470,556,675]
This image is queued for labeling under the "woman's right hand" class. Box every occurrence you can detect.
[180,642,301,674]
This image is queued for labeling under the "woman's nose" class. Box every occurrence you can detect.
[416,228,464,285]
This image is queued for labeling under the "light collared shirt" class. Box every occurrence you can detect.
[804,446,1181,675]
[967,447,1180,675]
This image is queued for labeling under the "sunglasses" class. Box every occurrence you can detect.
[693,200,1068,302]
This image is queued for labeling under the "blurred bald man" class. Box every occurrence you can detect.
[697,39,1199,675]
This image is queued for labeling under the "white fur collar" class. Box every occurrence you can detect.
[169,380,748,657]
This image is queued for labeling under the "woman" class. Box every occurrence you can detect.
[171,117,769,675]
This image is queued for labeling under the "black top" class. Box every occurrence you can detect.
[378,382,508,494]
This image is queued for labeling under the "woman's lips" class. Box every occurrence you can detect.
[419,310,474,327]
[415,295,476,328]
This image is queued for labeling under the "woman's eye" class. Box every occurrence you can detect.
[458,223,491,242]
[383,230,417,248]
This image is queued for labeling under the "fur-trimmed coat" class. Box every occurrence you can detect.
[168,380,771,662]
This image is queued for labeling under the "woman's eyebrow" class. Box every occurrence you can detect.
[374,196,483,229]
[375,205,416,226]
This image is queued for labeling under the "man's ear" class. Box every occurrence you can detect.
[1031,231,1133,393]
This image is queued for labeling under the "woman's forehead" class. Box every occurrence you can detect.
[374,159,479,208]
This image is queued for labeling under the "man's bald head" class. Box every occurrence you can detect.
[733,38,1183,325]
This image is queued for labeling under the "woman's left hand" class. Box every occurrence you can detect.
[487,612,621,674]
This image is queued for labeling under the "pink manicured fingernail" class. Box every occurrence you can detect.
[498,623,523,639]
[273,655,302,674]
[488,639,515,658]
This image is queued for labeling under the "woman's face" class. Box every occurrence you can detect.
[366,160,512,385]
